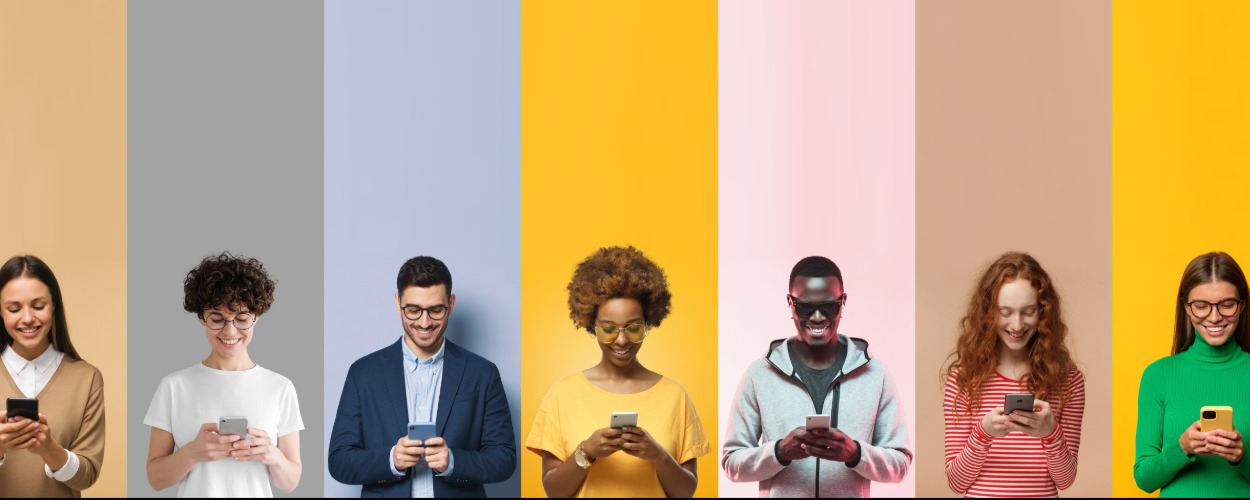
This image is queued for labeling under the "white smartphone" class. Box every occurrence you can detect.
[407,422,437,442]
[610,411,638,428]
[1005,393,1035,414]
[805,414,831,430]
[219,416,249,438]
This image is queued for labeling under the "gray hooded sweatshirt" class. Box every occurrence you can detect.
[722,335,912,497]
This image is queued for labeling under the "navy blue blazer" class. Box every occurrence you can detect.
[328,339,517,498]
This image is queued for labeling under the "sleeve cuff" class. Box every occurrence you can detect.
[773,440,791,466]
[845,440,862,468]
[388,446,406,477]
[45,448,79,482]
[970,420,996,448]
[1039,424,1064,447]
[435,448,454,476]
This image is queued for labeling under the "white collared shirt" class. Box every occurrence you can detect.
[0,345,80,480]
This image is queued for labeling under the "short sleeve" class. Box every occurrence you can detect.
[676,387,710,464]
[143,375,174,433]
[276,378,305,437]
[525,384,566,459]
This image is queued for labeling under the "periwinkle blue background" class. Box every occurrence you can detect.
[323,1,521,497]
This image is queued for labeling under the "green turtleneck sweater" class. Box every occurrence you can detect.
[1134,333,1250,496]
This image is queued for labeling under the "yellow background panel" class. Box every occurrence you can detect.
[1113,1,1250,496]
[520,0,718,497]
[0,0,127,497]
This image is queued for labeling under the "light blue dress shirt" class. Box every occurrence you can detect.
[388,338,454,498]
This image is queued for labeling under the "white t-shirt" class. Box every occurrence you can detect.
[143,363,304,498]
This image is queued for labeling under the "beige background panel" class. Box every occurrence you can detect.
[917,1,1110,497]
[0,1,127,496]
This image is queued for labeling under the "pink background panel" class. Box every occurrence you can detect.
[718,1,916,497]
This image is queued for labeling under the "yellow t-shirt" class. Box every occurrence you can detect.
[526,373,710,498]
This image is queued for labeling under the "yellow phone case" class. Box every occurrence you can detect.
[1201,406,1234,433]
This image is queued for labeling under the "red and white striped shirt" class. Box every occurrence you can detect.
[943,368,1085,498]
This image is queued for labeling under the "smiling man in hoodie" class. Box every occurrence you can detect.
[722,256,912,497]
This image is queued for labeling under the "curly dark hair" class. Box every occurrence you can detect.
[567,246,672,333]
[183,252,276,318]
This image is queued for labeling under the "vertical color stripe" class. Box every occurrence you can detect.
[127,1,323,496]
[520,1,719,497]
[0,1,128,496]
[1111,1,1250,496]
[322,0,521,496]
[917,1,1111,497]
[717,1,916,497]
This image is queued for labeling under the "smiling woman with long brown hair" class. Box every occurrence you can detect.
[941,251,1085,497]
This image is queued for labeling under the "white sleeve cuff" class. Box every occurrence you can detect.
[435,448,454,477]
[45,448,80,481]
[388,445,405,477]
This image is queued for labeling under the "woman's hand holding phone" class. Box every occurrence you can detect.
[582,427,625,461]
[28,414,70,470]
[618,426,667,463]
[1180,420,1244,462]
[232,427,282,465]
[980,407,1013,438]
[0,411,40,454]
[1004,400,1057,438]
[185,422,240,463]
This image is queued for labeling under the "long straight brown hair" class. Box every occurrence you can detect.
[0,255,80,360]
[1172,252,1250,355]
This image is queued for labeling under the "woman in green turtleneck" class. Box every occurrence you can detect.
[1135,252,1250,497]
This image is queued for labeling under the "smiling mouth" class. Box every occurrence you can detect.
[1006,330,1027,340]
[611,347,630,355]
[1204,324,1228,335]
[806,323,829,336]
[219,337,241,346]
[17,326,40,334]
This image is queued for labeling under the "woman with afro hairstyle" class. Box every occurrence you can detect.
[526,246,709,498]
[144,252,304,497]
[941,252,1085,497]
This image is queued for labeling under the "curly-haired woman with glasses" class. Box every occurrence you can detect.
[942,251,1085,497]
[144,252,303,497]
[526,246,709,498]
[1134,251,1250,496]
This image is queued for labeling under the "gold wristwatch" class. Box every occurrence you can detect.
[574,442,595,469]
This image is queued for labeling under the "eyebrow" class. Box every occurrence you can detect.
[598,318,645,324]
[2,297,50,306]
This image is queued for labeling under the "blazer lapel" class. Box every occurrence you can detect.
[435,340,465,436]
[383,339,409,429]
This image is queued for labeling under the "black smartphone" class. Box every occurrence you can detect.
[6,397,38,421]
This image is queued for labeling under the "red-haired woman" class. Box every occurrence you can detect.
[942,252,1085,497]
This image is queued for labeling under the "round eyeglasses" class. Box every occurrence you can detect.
[402,304,449,321]
[594,322,649,344]
[1187,298,1242,320]
[205,312,256,331]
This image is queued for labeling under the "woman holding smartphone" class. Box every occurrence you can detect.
[942,252,1085,497]
[1134,251,1250,496]
[144,252,304,497]
[526,246,709,497]
[0,255,105,497]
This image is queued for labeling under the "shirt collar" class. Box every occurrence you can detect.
[402,336,446,371]
[2,344,61,375]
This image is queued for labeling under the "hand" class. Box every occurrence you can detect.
[423,436,449,473]
[0,411,40,455]
[1204,429,1244,463]
[777,427,811,462]
[980,407,1013,438]
[1181,421,1208,456]
[618,426,669,463]
[185,423,241,463]
[581,428,625,461]
[797,427,859,463]
[393,435,426,470]
[28,414,67,467]
[231,427,282,465]
[1003,400,1057,438]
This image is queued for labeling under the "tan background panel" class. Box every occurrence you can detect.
[916,1,1110,497]
[0,1,127,496]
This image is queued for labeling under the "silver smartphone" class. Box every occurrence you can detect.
[610,411,638,429]
[407,422,437,442]
[1005,393,1035,414]
[805,414,831,430]
[219,416,249,438]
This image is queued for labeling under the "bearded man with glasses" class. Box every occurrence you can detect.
[329,256,516,498]
[722,256,912,497]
